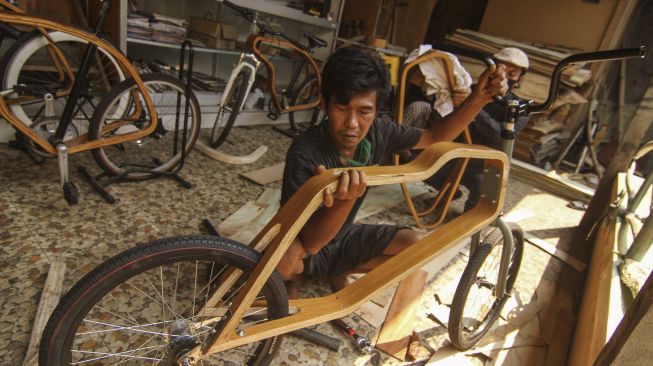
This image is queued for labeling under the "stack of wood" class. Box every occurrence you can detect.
[446,29,591,87]
[443,29,592,166]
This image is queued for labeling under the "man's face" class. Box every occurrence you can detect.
[324,90,377,156]
[501,62,525,89]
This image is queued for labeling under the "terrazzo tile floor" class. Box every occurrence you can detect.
[0,125,585,365]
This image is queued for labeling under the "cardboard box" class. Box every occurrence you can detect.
[188,31,236,50]
[189,17,238,40]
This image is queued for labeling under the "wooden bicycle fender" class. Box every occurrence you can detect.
[0,11,158,154]
[201,142,508,355]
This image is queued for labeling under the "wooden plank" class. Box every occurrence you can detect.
[510,159,595,202]
[568,177,619,366]
[356,301,388,329]
[593,270,653,365]
[524,234,587,272]
[217,201,262,237]
[22,261,66,366]
[544,310,576,366]
[194,141,268,165]
[240,162,285,186]
[376,270,428,361]
[427,344,480,366]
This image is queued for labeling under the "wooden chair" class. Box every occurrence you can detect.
[395,50,472,229]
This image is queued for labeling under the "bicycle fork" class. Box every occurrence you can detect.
[469,99,519,298]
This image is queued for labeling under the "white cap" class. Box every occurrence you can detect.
[493,47,529,70]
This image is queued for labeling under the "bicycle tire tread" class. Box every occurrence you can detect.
[448,224,523,350]
[39,234,288,365]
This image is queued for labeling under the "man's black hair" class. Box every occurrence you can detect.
[320,46,391,108]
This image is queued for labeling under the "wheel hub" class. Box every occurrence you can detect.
[167,319,199,366]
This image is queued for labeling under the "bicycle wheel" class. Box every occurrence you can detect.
[448,223,524,350]
[40,235,289,365]
[0,30,125,149]
[288,77,320,132]
[89,73,201,180]
[209,69,250,148]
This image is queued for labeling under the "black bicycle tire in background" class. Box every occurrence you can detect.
[209,69,250,148]
[448,223,524,350]
[88,72,200,180]
[288,76,320,132]
[39,235,289,365]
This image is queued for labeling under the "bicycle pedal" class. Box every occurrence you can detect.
[267,112,279,121]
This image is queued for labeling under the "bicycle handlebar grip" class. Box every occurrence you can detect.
[529,46,646,113]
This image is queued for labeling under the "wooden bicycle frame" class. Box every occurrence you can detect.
[184,142,508,358]
[0,0,77,105]
[247,34,321,114]
[396,50,473,229]
[0,0,158,156]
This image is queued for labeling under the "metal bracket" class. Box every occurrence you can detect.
[479,165,501,204]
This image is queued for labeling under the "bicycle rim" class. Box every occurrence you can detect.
[39,235,288,365]
[1,30,126,140]
[209,70,249,148]
[448,225,523,350]
[89,73,200,180]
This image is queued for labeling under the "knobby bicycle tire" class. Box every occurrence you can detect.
[0,29,126,151]
[39,235,289,365]
[88,73,200,180]
[288,77,320,132]
[209,68,250,148]
[448,223,524,350]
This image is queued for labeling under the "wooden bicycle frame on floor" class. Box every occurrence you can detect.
[0,0,157,156]
[247,34,321,114]
[396,50,473,229]
[184,142,508,358]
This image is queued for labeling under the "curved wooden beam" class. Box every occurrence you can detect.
[194,141,268,165]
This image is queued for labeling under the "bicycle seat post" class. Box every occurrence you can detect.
[499,99,520,161]
[52,0,113,144]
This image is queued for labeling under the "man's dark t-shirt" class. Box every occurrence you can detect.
[281,118,421,241]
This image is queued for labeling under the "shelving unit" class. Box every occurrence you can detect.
[126,37,242,56]
[226,0,338,29]
[117,0,343,127]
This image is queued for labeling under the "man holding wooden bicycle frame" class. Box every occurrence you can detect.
[276,46,508,298]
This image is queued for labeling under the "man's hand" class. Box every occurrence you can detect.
[316,165,367,208]
[452,88,471,107]
[475,64,508,103]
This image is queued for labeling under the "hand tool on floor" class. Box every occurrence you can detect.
[330,318,373,354]
[201,218,222,237]
[290,328,342,352]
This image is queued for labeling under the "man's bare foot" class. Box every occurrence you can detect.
[329,274,352,292]
[285,275,303,299]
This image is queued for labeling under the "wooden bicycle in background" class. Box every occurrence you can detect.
[202,0,325,154]
[0,0,200,203]
[38,45,645,364]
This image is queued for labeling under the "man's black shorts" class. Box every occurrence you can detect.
[302,224,402,278]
